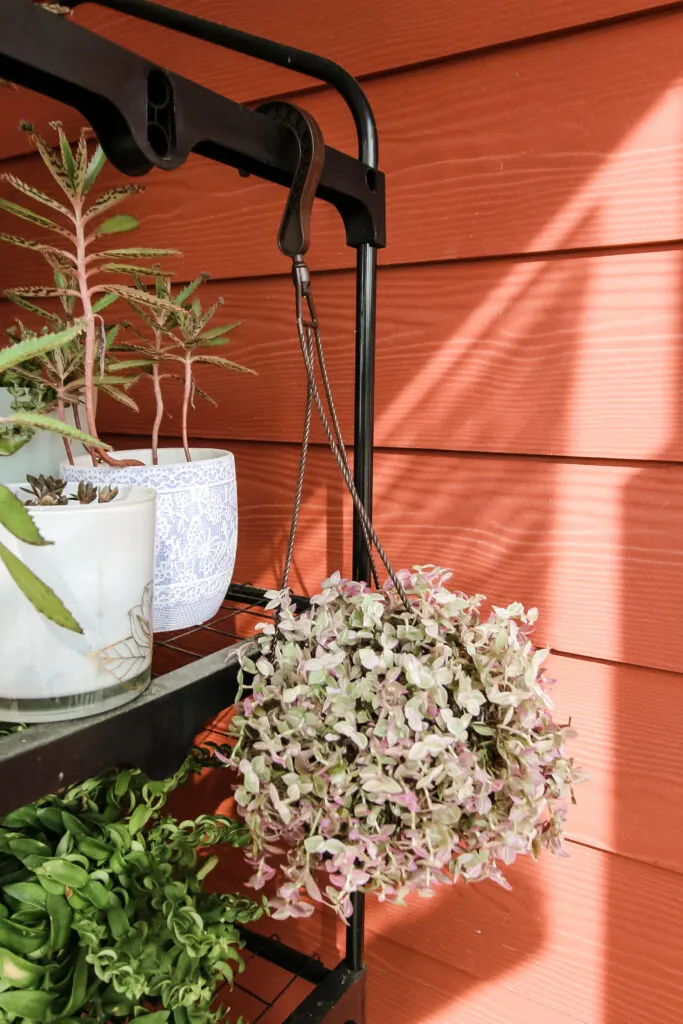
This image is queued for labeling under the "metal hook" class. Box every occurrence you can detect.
[255,100,325,259]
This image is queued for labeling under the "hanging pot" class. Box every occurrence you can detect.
[0,485,156,723]
[0,388,87,484]
[62,448,238,632]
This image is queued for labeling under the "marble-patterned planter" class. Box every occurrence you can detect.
[63,448,238,631]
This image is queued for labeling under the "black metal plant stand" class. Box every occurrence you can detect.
[0,1,387,1020]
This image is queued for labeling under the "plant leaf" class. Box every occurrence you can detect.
[0,324,83,373]
[176,273,210,306]
[91,291,120,314]
[0,485,49,546]
[6,286,78,300]
[99,263,171,277]
[83,145,107,193]
[0,232,67,257]
[0,989,55,1021]
[0,173,71,217]
[97,247,180,259]
[106,284,186,314]
[5,413,110,450]
[192,355,255,374]
[0,540,83,633]
[85,185,144,221]
[200,320,242,340]
[21,123,72,196]
[98,386,140,412]
[0,198,69,236]
[95,214,139,236]
[2,293,63,326]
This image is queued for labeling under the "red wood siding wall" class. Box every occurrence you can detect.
[2,3,683,1021]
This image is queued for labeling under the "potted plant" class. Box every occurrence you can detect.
[227,566,581,920]
[1,122,254,633]
[0,323,156,723]
[0,750,266,1024]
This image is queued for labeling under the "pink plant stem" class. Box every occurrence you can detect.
[181,354,192,463]
[151,342,164,465]
[73,198,98,447]
[57,397,73,465]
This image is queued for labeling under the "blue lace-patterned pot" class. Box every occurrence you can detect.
[62,448,237,631]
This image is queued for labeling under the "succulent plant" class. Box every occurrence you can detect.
[228,566,582,921]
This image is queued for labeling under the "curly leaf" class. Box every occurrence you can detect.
[0,541,82,633]
[0,989,54,1021]
[98,385,140,411]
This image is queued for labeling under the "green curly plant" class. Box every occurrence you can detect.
[0,751,265,1024]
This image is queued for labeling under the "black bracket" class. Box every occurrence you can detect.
[0,0,386,249]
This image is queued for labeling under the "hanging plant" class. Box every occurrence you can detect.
[0,751,266,1024]
[228,566,581,921]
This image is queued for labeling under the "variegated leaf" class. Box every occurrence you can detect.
[21,122,73,196]
[191,354,255,374]
[0,174,71,217]
[84,185,144,221]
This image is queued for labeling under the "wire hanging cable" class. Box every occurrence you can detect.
[288,257,409,609]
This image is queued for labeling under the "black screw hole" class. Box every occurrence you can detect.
[147,123,170,159]
[147,68,171,107]
[365,168,378,193]
[146,70,176,159]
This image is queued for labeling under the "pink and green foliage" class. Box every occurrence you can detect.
[229,566,581,921]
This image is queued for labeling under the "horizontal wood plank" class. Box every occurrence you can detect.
[5,11,683,277]
[1,0,679,160]
[201,817,683,1023]
[105,437,683,673]
[26,250,681,462]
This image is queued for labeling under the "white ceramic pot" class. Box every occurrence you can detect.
[0,486,156,723]
[0,388,86,484]
[62,448,238,632]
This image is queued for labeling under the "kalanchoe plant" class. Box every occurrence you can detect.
[118,275,253,463]
[0,749,266,1024]
[0,121,179,465]
[1,123,254,467]
[228,566,582,921]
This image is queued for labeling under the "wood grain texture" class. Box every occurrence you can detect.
[5,10,683,277]
[196,809,683,1023]
[106,437,683,673]
[1,0,679,160]
[32,250,683,462]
